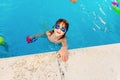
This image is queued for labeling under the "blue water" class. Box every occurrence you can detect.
[0,0,120,58]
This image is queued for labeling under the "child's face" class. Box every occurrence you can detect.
[54,22,66,37]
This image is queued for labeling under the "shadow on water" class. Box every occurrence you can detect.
[3,42,9,52]
[0,42,9,58]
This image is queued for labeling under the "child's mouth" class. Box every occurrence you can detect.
[57,31,61,34]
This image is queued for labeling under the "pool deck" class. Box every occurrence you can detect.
[0,43,120,80]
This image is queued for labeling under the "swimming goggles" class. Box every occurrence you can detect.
[54,24,66,32]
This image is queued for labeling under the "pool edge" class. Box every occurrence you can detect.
[0,43,120,80]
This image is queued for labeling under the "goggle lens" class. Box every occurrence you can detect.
[55,25,66,32]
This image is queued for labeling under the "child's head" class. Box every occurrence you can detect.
[53,18,69,38]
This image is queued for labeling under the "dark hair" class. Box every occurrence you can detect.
[52,18,69,39]
[55,19,69,32]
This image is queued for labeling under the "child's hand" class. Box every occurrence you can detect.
[57,47,69,62]
[46,31,52,36]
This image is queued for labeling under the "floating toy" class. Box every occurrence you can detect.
[70,0,77,3]
[112,0,120,14]
[112,2,119,6]
[0,36,5,45]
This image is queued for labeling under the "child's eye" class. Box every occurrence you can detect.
[61,27,66,32]
[55,25,60,29]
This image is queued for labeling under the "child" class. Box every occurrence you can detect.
[26,18,69,62]
[46,18,69,62]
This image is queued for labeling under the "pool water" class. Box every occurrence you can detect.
[0,0,120,58]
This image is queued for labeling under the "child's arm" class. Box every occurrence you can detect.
[57,37,69,62]
[61,37,68,49]
[26,33,47,43]
[32,33,46,38]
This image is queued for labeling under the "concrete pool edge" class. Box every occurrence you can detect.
[0,43,120,80]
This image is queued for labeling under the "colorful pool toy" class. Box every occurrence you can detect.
[112,2,119,6]
[70,0,77,3]
[112,0,120,14]
[26,36,38,43]
[0,36,5,45]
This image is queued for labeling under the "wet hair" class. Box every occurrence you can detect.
[55,19,69,32]
[52,18,69,39]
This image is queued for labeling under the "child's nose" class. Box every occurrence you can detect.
[58,28,61,31]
